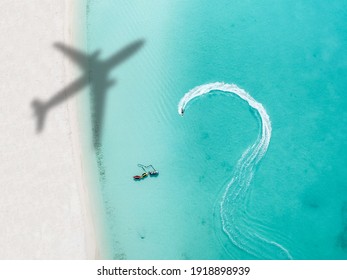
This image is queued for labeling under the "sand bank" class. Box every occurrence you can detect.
[0,0,97,259]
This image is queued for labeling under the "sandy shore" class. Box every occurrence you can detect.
[0,0,97,259]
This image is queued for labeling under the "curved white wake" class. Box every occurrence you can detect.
[178,82,292,259]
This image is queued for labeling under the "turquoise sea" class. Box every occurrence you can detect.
[82,0,347,259]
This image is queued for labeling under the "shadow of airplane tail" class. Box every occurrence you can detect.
[31,99,47,133]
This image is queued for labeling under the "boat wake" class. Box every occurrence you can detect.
[178,82,292,259]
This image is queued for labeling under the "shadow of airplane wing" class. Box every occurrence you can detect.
[104,39,145,69]
[32,75,88,133]
[54,42,88,70]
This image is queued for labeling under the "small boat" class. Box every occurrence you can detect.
[149,170,159,176]
[133,172,149,181]
[138,164,159,177]
[133,175,142,180]
[148,165,159,177]
[133,164,159,180]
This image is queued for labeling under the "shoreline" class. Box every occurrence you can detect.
[66,0,97,259]
[64,0,101,259]
[72,0,109,259]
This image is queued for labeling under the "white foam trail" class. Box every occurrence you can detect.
[178,82,292,259]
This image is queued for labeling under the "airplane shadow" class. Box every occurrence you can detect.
[31,39,145,149]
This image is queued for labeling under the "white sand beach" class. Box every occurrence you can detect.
[0,0,97,259]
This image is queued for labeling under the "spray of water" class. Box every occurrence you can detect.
[178,82,292,259]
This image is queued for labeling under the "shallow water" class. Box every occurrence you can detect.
[84,0,347,259]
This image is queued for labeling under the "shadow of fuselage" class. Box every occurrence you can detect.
[31,39,145,149]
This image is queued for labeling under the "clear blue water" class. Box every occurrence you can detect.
[83,0,347,259]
